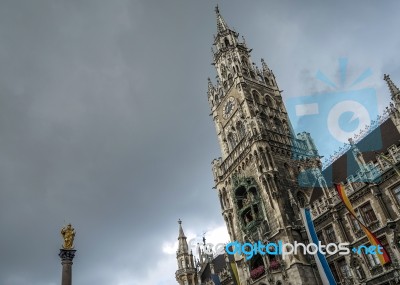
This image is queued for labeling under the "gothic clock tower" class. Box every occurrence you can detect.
[207,6,324,284]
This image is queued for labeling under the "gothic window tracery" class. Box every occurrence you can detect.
[265,95,274,107]
[252,90,261,104]
[273,118,283,133]
[236,121,246,139]
[227,132,237,150]
[296,192,307,208]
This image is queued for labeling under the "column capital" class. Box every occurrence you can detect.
[59,249,76,261]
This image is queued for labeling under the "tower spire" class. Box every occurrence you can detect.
[215,5,229,33]
[175,220,198,285]
[384,74,400,99]
[177,219,188,254]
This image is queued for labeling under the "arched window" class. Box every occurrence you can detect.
[241,56,248,67]
[219,193,224,209]
[227,132,237,150]
[273,118,283,132]
[228,73,233,86]
[297,192,307,207]
[252,90,261,103]
[236,121,246,139]
[224,37,230,47]
[265,95,274,107]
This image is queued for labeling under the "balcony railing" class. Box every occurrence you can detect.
[218,130,312,177]
[175,268,196,276]
[218,133,252,175]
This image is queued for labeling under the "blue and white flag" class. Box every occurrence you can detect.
[300,207,337,285]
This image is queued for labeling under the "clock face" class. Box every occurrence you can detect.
[223,97,236,119]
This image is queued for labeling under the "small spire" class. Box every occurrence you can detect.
[178,219,186,238]
[207,77,214,97]
[208,77,213,88]
[241,35,247,47]
[215,5,229,33]
[261,58,270,72]
[177,219,189,255]
[384,74,400,99]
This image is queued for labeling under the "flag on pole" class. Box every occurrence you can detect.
[300,207,337,285]
[334,183,391,265]
[229,261,240,285]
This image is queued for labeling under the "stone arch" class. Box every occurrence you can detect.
[265,94,274,107]
[251,90,261,103]
[224,37,230,47]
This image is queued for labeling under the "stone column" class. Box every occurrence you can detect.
[59,249,76,285]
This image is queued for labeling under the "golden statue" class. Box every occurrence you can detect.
[61,223,76,249]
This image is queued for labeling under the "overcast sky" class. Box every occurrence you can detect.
[1,1,400,284]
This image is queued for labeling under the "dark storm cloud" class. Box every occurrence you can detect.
[0,1,399,284]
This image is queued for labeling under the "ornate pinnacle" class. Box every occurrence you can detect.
[215,6,229,32]
[261,58,270,72]
[207,78,214,95]
[384,74,400,99]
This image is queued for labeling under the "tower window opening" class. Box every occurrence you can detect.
[241,56,248,67]
[228,73,233,86]
[252,90,261,103]
[236,121,246,139]
[224,37,230,47]
[227,132,237,150]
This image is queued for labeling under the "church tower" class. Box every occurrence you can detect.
[207,6,323,284]
[175,220,198,285]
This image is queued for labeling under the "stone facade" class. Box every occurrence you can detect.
[205,6,322,285]
[176,7,400,285]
